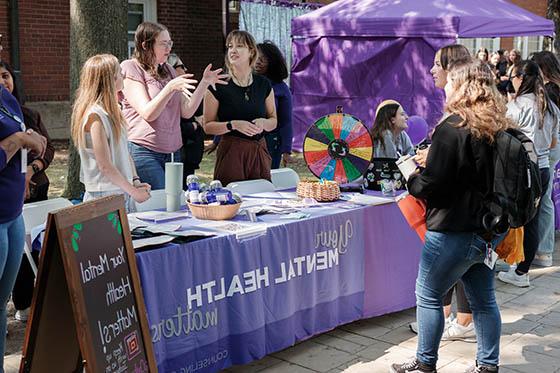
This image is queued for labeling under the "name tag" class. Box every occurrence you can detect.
[484,242,498,269]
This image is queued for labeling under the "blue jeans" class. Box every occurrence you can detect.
[128,142,182,190]
[537,145,560,255]
[416,230,504,367]
[0,214,25,372]
[517,168,550,273]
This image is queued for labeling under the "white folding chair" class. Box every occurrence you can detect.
[135,189,187,212]
[270,168,300,190]
[227,179,276,195]
[22,198,73,276]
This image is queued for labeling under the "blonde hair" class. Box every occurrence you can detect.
[71,54,126,149]
[224,30,258,74]
[444,59,512,142]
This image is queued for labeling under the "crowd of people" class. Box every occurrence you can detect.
[1,19,560,373]
[0,22,294,372]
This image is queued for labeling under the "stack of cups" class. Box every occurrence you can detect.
[165,160,183,211]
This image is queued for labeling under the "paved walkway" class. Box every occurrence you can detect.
[6,246,560,372]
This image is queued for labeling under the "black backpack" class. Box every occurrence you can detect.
[482,128,542,233]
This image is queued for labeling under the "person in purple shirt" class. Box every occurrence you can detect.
[255,41,293,169]
[0,85,45,369]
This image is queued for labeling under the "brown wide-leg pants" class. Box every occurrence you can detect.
[214,135,272,186]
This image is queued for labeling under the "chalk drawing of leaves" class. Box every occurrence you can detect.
[107,212,122,235]
[71,224,82,252]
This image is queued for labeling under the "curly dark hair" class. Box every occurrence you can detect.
[257,40,288,83]
[0,61,22,104]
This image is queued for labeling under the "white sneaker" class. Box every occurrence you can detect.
[15,308,29,322]
[441,320,476,342]
[409,315,454,334]
[497,267,530,287]
[494,259,510,272]
[533,253,553,267]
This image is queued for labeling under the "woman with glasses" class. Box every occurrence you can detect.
[203,30,277,186]
[498,60,559,287]
[121,22,227,189]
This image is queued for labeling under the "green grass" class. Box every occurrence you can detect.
[47,140,316,198]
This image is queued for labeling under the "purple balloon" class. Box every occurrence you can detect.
[406,115,429,145]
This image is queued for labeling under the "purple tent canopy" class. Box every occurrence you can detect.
[290,0,554,151]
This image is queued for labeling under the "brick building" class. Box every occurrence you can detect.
[0,0,552,138]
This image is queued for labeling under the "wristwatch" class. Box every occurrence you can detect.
[31,163,41,174]
[226,121,233,131]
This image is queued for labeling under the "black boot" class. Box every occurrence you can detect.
[390,358,437,373]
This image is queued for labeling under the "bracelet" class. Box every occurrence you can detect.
[133,176,141,182]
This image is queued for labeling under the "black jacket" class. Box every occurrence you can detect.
[407,114,494,232]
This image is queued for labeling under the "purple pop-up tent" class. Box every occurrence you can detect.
[290,0,554,150]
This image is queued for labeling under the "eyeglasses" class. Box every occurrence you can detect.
[157,40,173,49]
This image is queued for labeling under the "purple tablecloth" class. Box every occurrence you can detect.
[134,198,422,372]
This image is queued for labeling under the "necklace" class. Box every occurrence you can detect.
[231,73,253,102]
[231,72,252,87]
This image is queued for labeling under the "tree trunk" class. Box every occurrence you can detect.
[63,0,128,200]
[548,0,560,54]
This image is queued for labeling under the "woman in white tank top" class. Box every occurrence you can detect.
[70,54,151,212]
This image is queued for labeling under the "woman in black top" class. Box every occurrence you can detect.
[391,60,510,373]
[203,30,277,186]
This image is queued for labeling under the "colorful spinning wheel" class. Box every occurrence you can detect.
[303,113,373,184]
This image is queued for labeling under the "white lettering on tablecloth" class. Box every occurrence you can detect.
[151,219,355,342]
[171,349,229,373]
[181,248,340,311]
[314,220,353,254]
[274,249,339,284]
[150,306,219,343]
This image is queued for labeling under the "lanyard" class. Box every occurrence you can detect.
[0,103,24,128]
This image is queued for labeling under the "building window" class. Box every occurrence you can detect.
[128,0,157,57]
[514,36,545,58]
[229,1,240,13]
[458,37,501,56]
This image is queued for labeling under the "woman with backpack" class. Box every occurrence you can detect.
[498,60,559,287]
[391,59,509,373]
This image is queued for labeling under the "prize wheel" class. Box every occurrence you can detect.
[303,113,373,184]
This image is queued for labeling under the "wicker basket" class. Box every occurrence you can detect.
[187,202,241,220]
[296,180,340,202]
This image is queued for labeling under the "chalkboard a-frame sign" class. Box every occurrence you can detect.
[20,195,157,373]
